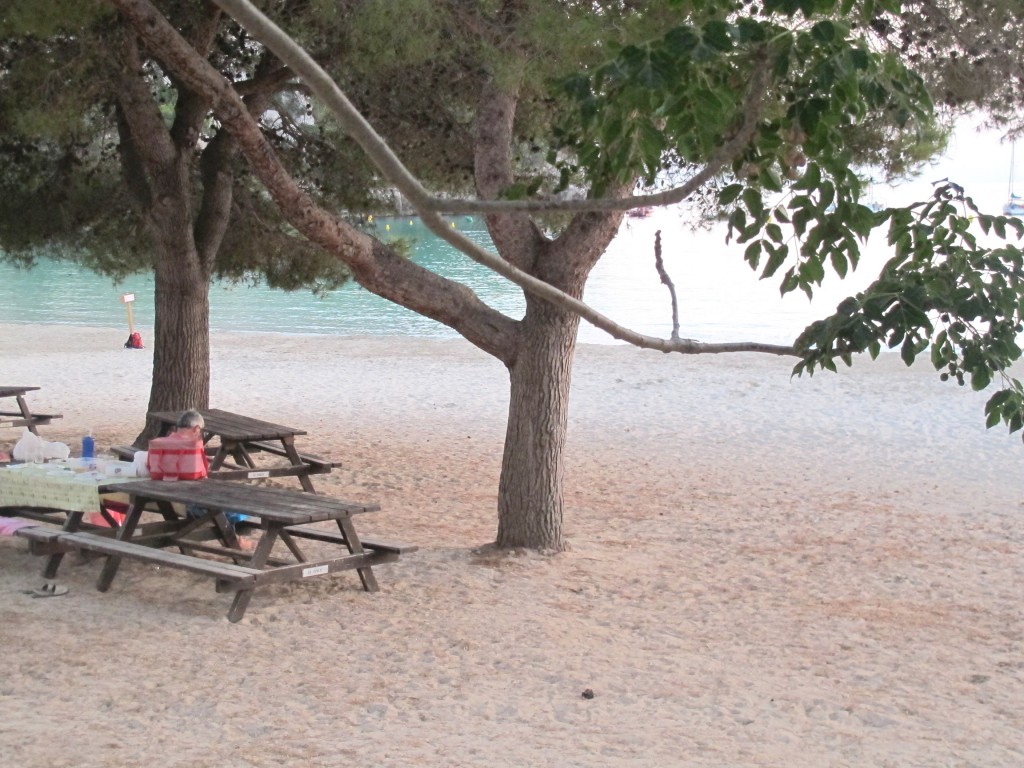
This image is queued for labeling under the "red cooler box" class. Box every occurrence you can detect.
[146,434,208,480]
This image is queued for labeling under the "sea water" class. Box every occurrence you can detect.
[0,117,1011,346]
[0,211,891,346]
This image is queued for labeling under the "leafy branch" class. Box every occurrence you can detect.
[792,185,1024,440]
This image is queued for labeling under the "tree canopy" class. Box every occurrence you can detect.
[5,0,1024,550]
[0,0,360,290]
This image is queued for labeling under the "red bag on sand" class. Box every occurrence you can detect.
[146,434,209,480]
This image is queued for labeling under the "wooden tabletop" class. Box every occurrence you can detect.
[99,479,379,525]
[0,386,40,398]
[149,408,307,441]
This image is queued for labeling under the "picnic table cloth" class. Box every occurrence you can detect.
[0,463,132,514]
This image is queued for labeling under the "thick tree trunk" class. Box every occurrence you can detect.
[140,252,211,441]
[472,72,628,552]
[115,20,230,446]
[496,293,582,552]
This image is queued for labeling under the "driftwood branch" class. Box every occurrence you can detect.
[653,231,681,341]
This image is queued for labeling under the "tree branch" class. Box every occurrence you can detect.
[204,0,791,355]
[653,231,681,342]
[107,0,795,357]
[209,0,770,221]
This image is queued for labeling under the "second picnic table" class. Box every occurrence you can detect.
[146,408,336,492]
[0,385,62,434]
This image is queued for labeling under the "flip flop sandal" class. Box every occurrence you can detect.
[28,582,69,598]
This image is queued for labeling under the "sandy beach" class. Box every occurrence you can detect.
[1,322,1022,767]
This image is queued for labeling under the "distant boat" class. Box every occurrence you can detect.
[1004,142,1024,215]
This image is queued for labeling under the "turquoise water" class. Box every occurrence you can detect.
[0,213,888,345]
[1,118,1012,347]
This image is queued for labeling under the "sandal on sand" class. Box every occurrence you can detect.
[29,582,69,598]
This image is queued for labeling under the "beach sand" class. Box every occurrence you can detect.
[1,323,1022,767]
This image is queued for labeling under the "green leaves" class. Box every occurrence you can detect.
[555,16,769,193]
[985,385,1024,434]
[552,0,1024,445]
[792,185,1024,442]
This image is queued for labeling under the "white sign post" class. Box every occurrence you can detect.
[121,293,136,334]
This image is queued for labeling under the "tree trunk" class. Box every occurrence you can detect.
[138,252,211,442]
[108,1,625,549]
[496,292,582,552]
[114,21,230,446]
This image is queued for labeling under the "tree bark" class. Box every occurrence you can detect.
[146,252,211,423]
[114,22,221,443]
[497,295,581,550]
[474,74,625,551]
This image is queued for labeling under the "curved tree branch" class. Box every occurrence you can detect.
[107,0,795,357]
[211,0,771,218]
[205,0,791,355]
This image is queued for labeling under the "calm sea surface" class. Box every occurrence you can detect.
[0,212,892,346]
[1,118,1012,346]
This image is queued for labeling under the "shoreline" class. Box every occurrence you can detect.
[2,323,1023,766]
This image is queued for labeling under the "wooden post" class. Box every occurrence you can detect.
[121,293,135,333]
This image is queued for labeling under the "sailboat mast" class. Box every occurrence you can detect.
[1010,142,1016,200]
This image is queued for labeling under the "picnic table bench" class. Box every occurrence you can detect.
[17,478,415,622]
[0,386,62,434]
[112,409,336,492]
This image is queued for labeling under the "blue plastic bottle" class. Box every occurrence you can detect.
[82,432,95,460]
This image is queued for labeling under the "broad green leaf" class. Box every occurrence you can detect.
[811,20,837,44]
[702,20,733,52]
[971,366,992,391]
[900,337,917,366]
[762,243,790,278]
[719,183,743,206]
[830,250,848,278]
[742,187,764,220]
[744,240,762,269]
[792,164,821,191]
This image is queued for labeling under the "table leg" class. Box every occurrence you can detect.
[41,510,84,579]
[96,495,147,592]
[335,517,379,592]
[235,443,257,468]
[227,527,279,622]
[281,437,316,493]
[208,445,230,471]
[15,395,38,436]
[278,530,307,561]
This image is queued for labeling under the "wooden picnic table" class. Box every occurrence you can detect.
[145,408,336,492]
[0,385,62,434]
[0,466,136,574]
[0,463,131,529]
[18,478,415,622]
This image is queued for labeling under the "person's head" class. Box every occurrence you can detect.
[176,409,204,439]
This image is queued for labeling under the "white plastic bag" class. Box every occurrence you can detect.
[43,441,70,460]
[12,428,45,463]
[133,450,151,478]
